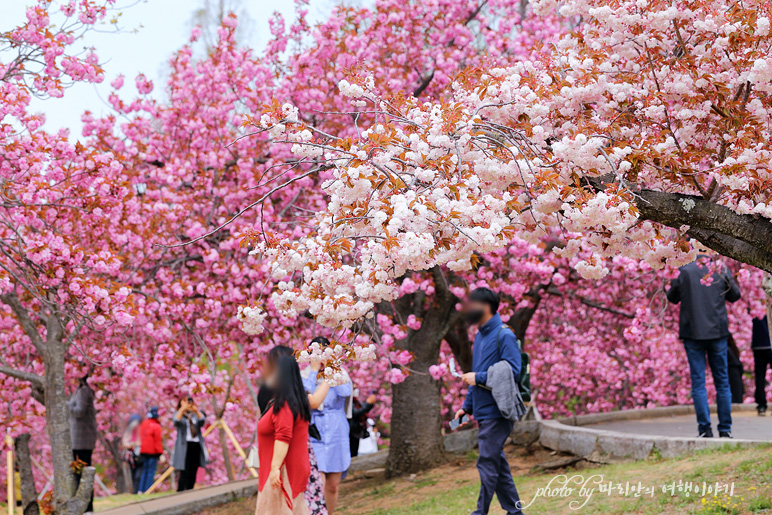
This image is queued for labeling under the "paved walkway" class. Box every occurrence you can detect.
[589,410,772,440]
[97,479,257,515]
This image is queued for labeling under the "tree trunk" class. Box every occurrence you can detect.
[45,360,75,511]
[14,433,40,515]
[218,427,235,481]
[386,267,458,477]
[43,321,80,515]
[101,435,131,494]
[385,354,445,477]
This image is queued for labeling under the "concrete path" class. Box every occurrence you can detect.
[97,479,257,515]
[589,410,772,440]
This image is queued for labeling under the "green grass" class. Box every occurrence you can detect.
[338,445,772,515]
[93,491,172,512]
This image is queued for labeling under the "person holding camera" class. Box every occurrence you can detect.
[172,395,208,492]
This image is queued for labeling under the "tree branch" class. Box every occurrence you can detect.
[635,189,772,271]
[0,365,44,388]
[588,176,772,272]
[0,292,45,354]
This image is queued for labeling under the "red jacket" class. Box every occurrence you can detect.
[139,418,163,455]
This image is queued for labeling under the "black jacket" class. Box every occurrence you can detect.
[666,259,741,341]
[752,316,771,350]
[349,400,374,440]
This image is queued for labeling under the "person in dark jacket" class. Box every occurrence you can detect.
[752,316,772,415]
[68,375,97,513]
[349,392,376,457]
[666,257,741,438]
[454,288,524,515]
[726,334,744,404]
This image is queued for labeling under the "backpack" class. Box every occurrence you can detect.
[496,325,532,403]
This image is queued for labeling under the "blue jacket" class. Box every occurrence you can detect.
[462,314,522,421]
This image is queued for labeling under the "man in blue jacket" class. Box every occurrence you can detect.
[455,287,524,515]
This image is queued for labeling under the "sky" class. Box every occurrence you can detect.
[0,0,355,135]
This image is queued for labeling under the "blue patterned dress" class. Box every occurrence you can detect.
[302,370,352,473]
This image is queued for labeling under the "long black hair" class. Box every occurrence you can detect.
[267,345,294,365]
[258,346,295,415]
[271,354,311,422]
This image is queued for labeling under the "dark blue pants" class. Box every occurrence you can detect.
[138,455,159,493]
[684,338,732,434]
[473,418,524,515]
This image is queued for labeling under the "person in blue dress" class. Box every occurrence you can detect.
[301,336,352,515]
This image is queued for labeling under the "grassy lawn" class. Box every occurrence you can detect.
[201,444,772,515]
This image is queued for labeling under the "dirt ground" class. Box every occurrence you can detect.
[197,443,555,515]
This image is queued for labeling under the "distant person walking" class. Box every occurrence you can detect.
[256,354,312,514]
[727,335,745,404]
[752,316,772,416]
[667,257,741,438]
[68,375,97,514]
[454,288,525,515]
[138,407,163,493]
[349,392,376,457]
[172,395,208,492]
[121,414,143,493]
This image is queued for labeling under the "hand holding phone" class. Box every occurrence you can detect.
[450,414,469,430]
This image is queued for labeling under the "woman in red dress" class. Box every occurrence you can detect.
[256,354,312,514]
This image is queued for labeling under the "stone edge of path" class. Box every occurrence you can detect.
[557,403,758,427]
[536,404,770,463]
[98,479,258,515]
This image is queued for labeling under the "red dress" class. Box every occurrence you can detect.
[258,403,310,498]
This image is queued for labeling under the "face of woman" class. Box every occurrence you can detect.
[264,360,279,388]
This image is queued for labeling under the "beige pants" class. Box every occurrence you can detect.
[255,467,309,515]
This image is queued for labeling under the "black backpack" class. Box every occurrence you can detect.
[495,325,532,403]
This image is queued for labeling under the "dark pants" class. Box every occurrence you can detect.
[684,338,732,433]
[177,441,201,492]
[137,455,159,493]
[729,366,744,404]
[350,434,360,458]
[72,449,94,512]
[754,349,772,409]
[132,464,143,494]
[473,418,523,515]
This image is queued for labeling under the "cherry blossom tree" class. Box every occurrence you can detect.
[240,0,772,473]
[0,1,149,511]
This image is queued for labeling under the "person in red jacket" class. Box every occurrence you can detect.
[256,354,311,514]
[137,406,163,493]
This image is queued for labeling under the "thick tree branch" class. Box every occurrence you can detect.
[544,287,635,319]
[0,292,45,354]
[589,176,772,272]
[0,365,44,388]
[65,467,95,515]
[635,189,772,271]
[412,69,435,98]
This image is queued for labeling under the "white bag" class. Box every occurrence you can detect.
[247,446,259,469]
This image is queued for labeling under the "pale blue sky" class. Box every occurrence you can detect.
[0,0,356,134]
